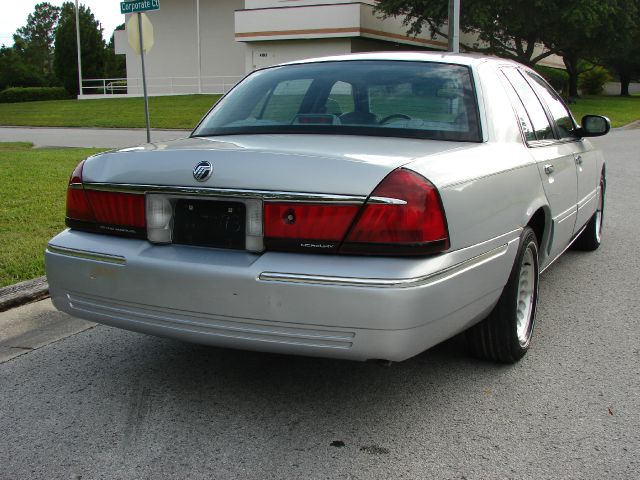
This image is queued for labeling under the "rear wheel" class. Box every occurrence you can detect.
[571,174,605,251]
[466,227,539,363]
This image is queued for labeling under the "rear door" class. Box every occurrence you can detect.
[524,71,599,231]
[501,67,578,261]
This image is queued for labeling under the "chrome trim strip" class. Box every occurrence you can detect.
[82,182,366,204]
[577,188,598,210]
[47,245,126,265]
[540,224,587,274]
[259,243,510,288]
[554,204,577,224]
[368,196,407,205]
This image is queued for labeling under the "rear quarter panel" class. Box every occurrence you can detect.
[407,61,549,254]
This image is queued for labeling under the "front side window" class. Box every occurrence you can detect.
[193,61,481,142]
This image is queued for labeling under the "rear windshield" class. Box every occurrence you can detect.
[193,60,481,142]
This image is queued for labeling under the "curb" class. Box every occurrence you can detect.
[617,120,640,130]
[0,276,49,312]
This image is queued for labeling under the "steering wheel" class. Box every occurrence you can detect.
[378,113,411,124]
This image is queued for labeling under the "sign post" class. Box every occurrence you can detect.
[137,13,151,143]
[448,0,460,53]
[121,0,160,143]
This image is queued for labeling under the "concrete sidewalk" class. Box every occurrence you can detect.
[0,299,94,363]
[0,126,190,149]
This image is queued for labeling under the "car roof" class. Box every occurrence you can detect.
[280,51,523,68]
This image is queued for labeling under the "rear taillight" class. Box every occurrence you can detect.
[85,191,146,228]
[66,161,96,223]
[342,169,449,255]
[65,160,146,238]
[264,203,360,252]
[264,168,449,256]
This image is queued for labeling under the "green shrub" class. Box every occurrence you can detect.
[534,66,569,94]
[579,67,612,95]
[0,87,71,103]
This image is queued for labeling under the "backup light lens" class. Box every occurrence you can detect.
[146,195,173,243]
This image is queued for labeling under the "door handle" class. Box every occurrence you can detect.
[575,155,583,165]
[544,164,554,174]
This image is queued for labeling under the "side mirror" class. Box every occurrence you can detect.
[578,115,611,137]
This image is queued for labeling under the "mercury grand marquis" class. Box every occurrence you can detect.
[45,53,610,363]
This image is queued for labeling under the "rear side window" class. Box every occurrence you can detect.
[525,72,577,139]
[499,70,536,142]
[502,68,554,141]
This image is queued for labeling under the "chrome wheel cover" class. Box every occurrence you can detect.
[516,244,537,347]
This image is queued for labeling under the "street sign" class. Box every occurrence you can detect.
[127,13,154,54]
[120,0,160,15]
[120,1,159,143]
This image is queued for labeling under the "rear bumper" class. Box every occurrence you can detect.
[45,229,520,361]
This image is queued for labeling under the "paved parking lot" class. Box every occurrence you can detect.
[0,129,638,479]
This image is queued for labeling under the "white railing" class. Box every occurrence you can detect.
[80,75,242,97]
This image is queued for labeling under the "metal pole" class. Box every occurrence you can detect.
[448,0,460,53]
[74,0,83,96]
[196,0,202,94]
[138,13,151,143]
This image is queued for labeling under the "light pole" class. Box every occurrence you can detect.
[448,0,460,53]
[74,0,83,95]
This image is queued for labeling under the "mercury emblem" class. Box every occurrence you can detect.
[193,161,213,182]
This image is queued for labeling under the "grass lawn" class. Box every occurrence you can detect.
[0,93,637,130]
[0,143,105,287]
[569,95,640,128]
[0,94,221,130]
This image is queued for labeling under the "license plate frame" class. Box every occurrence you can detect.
[172,199,247,250]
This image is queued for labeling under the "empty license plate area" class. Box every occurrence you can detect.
[146,194,264,252]
[174,199,246,249]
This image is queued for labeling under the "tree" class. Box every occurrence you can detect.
[376,0,636,98]
[13,2,60,75]
[540,0,637,98]
[375,0,556,66]
[0,45,47,90]
[601,0,640,96]
[104,23,126,79]
[53,2,106,95]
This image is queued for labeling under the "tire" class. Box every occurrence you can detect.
[466,227,539,363]
[571,174,605,251]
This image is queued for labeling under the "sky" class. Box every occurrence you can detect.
[0,1,125,47]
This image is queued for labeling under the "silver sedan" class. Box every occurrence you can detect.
[45,53,609,363]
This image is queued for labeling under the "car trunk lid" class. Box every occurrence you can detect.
[81,134,465,196]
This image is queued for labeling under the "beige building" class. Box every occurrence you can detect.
[108,0,562,97]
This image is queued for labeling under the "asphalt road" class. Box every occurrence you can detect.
[0,129,638,479]
[0,126,189,148]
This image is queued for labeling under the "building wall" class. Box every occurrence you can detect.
[122,0,245,95]
[245,38,351,71]
[112,0,565,97]
[603,81,640,96]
